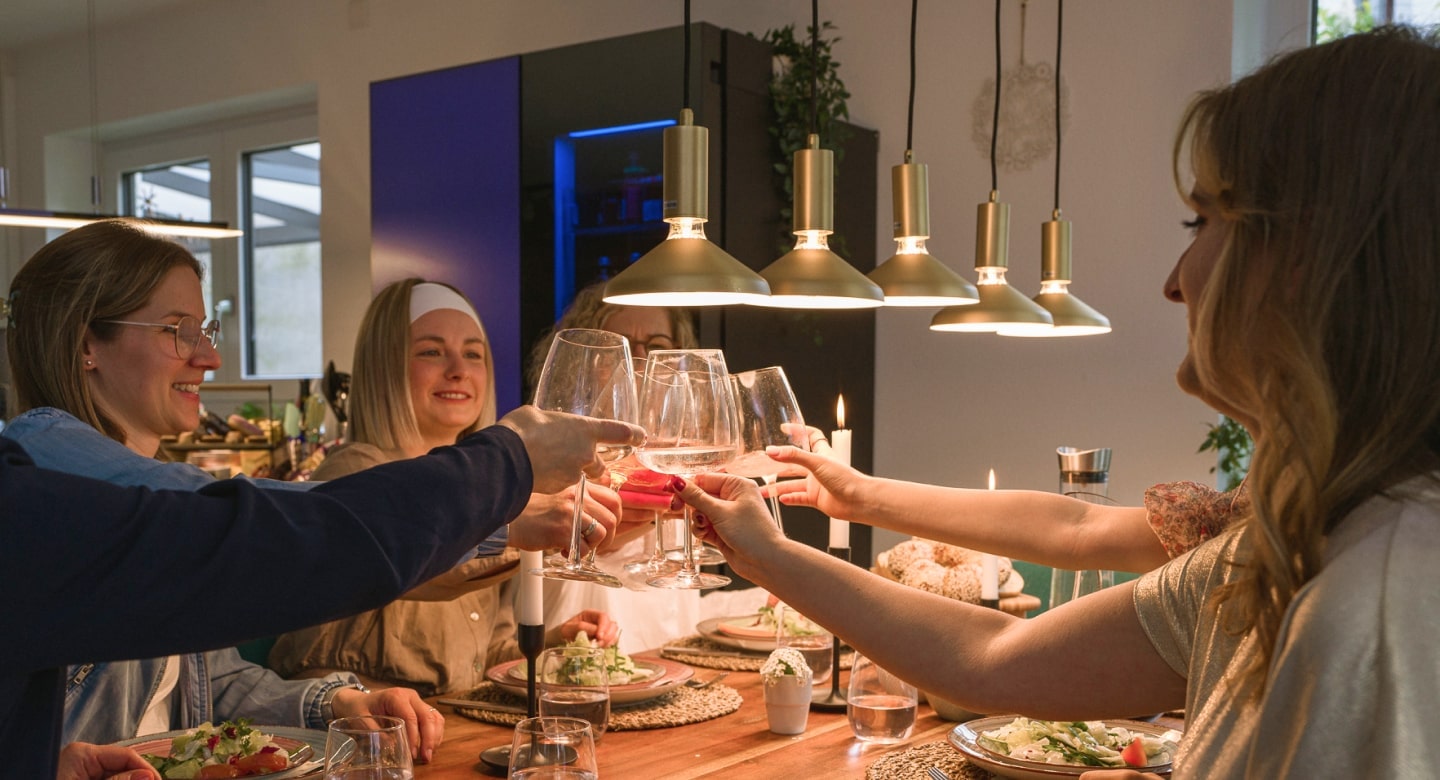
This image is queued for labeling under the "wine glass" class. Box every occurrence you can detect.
[323,715,412,779]
[536,646,611,742]
[533,328,639,589]
[727,365,808,532]
[508,716,598,779]
[635,349,739,589]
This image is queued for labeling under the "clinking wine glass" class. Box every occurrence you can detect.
[635,349,739,589]
[533,328,638,589]
[727,365,808,532]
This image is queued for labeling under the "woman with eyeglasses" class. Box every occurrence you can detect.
[0,219,452,761]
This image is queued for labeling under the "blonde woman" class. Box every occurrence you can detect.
[270,279,619,695]
[682,27,1440,778]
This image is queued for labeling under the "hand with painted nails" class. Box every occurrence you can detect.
[670,472,783,577]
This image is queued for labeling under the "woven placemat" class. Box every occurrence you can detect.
[661,634,855,671]
[448,681,742,731]
[865,740,993,780]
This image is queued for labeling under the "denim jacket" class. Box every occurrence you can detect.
[2,408,356,743]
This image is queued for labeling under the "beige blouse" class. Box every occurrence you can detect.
[268,442,523,696]
[1133,476,1440,778]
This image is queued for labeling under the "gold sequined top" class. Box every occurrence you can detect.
[1133,476,1440,778]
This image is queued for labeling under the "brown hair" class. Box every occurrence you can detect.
[1174,26,1440,692]
[347,278,496,453]
[525,281,699,389]
[6,219,203,443]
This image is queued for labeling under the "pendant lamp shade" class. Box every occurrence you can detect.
[869,161,978,306]
[757,135,883,309]
[930,195,1053,333]
[1000,216,1111,336]
[603,109,770,307]
[0,209,243,238]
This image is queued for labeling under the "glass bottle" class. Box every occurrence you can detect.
[1049,446,1115,610]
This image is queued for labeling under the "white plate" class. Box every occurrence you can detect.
[696,615,829,652]
[486,656,694,705]
[949,716,1176,779]
[116,725,331,779]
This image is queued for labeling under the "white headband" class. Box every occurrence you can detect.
[409,282,482,327]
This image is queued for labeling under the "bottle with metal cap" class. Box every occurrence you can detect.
[1050,446,1116,610]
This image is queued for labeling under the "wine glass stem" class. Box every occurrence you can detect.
[652,511,663,560]
[763,473,784,533]
[680,505,699,579]
[567,473,589,568]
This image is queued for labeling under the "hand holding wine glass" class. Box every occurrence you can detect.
[532,329,639,588]
[727,366,808,531]
[635,349,739,589]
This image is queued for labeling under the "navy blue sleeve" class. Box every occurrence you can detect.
[0,426,533,671]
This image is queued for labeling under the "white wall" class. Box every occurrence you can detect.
[2,0,1280,559]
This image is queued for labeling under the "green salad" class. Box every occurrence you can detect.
[526,631,654,686]
[756,604,823,636]
[140,719,292,778]
[977,717,1181,768]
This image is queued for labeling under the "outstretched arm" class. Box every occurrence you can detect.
[766,445,1168,573]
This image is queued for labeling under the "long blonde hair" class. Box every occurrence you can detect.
[348,278,496,452]
[6,219,202,444]
[1174,26,1440,692]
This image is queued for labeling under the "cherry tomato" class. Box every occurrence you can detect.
[236,752,289,773]
[1119,735,1148,768]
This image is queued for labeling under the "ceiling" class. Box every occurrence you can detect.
[0,0,195,51]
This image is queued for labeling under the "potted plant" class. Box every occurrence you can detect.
[760,647,813,735]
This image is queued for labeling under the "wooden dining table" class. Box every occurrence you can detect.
[418,662,962,778]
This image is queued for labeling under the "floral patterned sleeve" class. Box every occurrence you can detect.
[1142,480,1249,559]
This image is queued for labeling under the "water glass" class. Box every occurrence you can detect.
[508,716,598,780]
[846,654,917,744]
[324,715,412,779]
[536,646,611,741]
[778,629,834,686]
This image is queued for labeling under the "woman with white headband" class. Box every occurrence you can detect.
[270,278,622,695]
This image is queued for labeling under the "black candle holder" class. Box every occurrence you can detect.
[478,622,546,775]
[810,545,851,712]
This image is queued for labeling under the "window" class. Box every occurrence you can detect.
[1314,0,1440,42]
[106,111,320,382]
[243,143,321,378]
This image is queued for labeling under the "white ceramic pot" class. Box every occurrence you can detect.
[763,673,813,735]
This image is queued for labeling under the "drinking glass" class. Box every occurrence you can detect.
[846,654,917,744]
[507,716,598,780]
[536,646,611,742]
[533,328,638,588]
[324,715,412,780]
[635,349,739,589]
[727,365,808,532]
[778,628,834,686]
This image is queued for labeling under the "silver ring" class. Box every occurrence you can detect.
[582,518,599,539]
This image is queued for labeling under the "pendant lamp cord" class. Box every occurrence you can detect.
[1053,0,1063,215]
[905,0,917,157]
[682,0,691,110]
[990,0,1001,193]
[810,0,820,137]
[88,0,101,212]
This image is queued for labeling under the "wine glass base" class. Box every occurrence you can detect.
[622,558,679,576]
[646,571,730,590]
[665,547,727,566]
[539,564,624,589]
[477,744,511,776]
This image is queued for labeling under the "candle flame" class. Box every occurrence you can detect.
[988,469,996,490]
[836,394,847,429]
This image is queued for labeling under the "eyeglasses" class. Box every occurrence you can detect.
[99,315,221,359]
[624,336,677,357]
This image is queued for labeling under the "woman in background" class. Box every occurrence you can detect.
[270,278,619,695]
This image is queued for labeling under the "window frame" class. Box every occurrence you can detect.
[103,110,319,384]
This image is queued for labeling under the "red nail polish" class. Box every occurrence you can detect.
[669,476,686,492]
